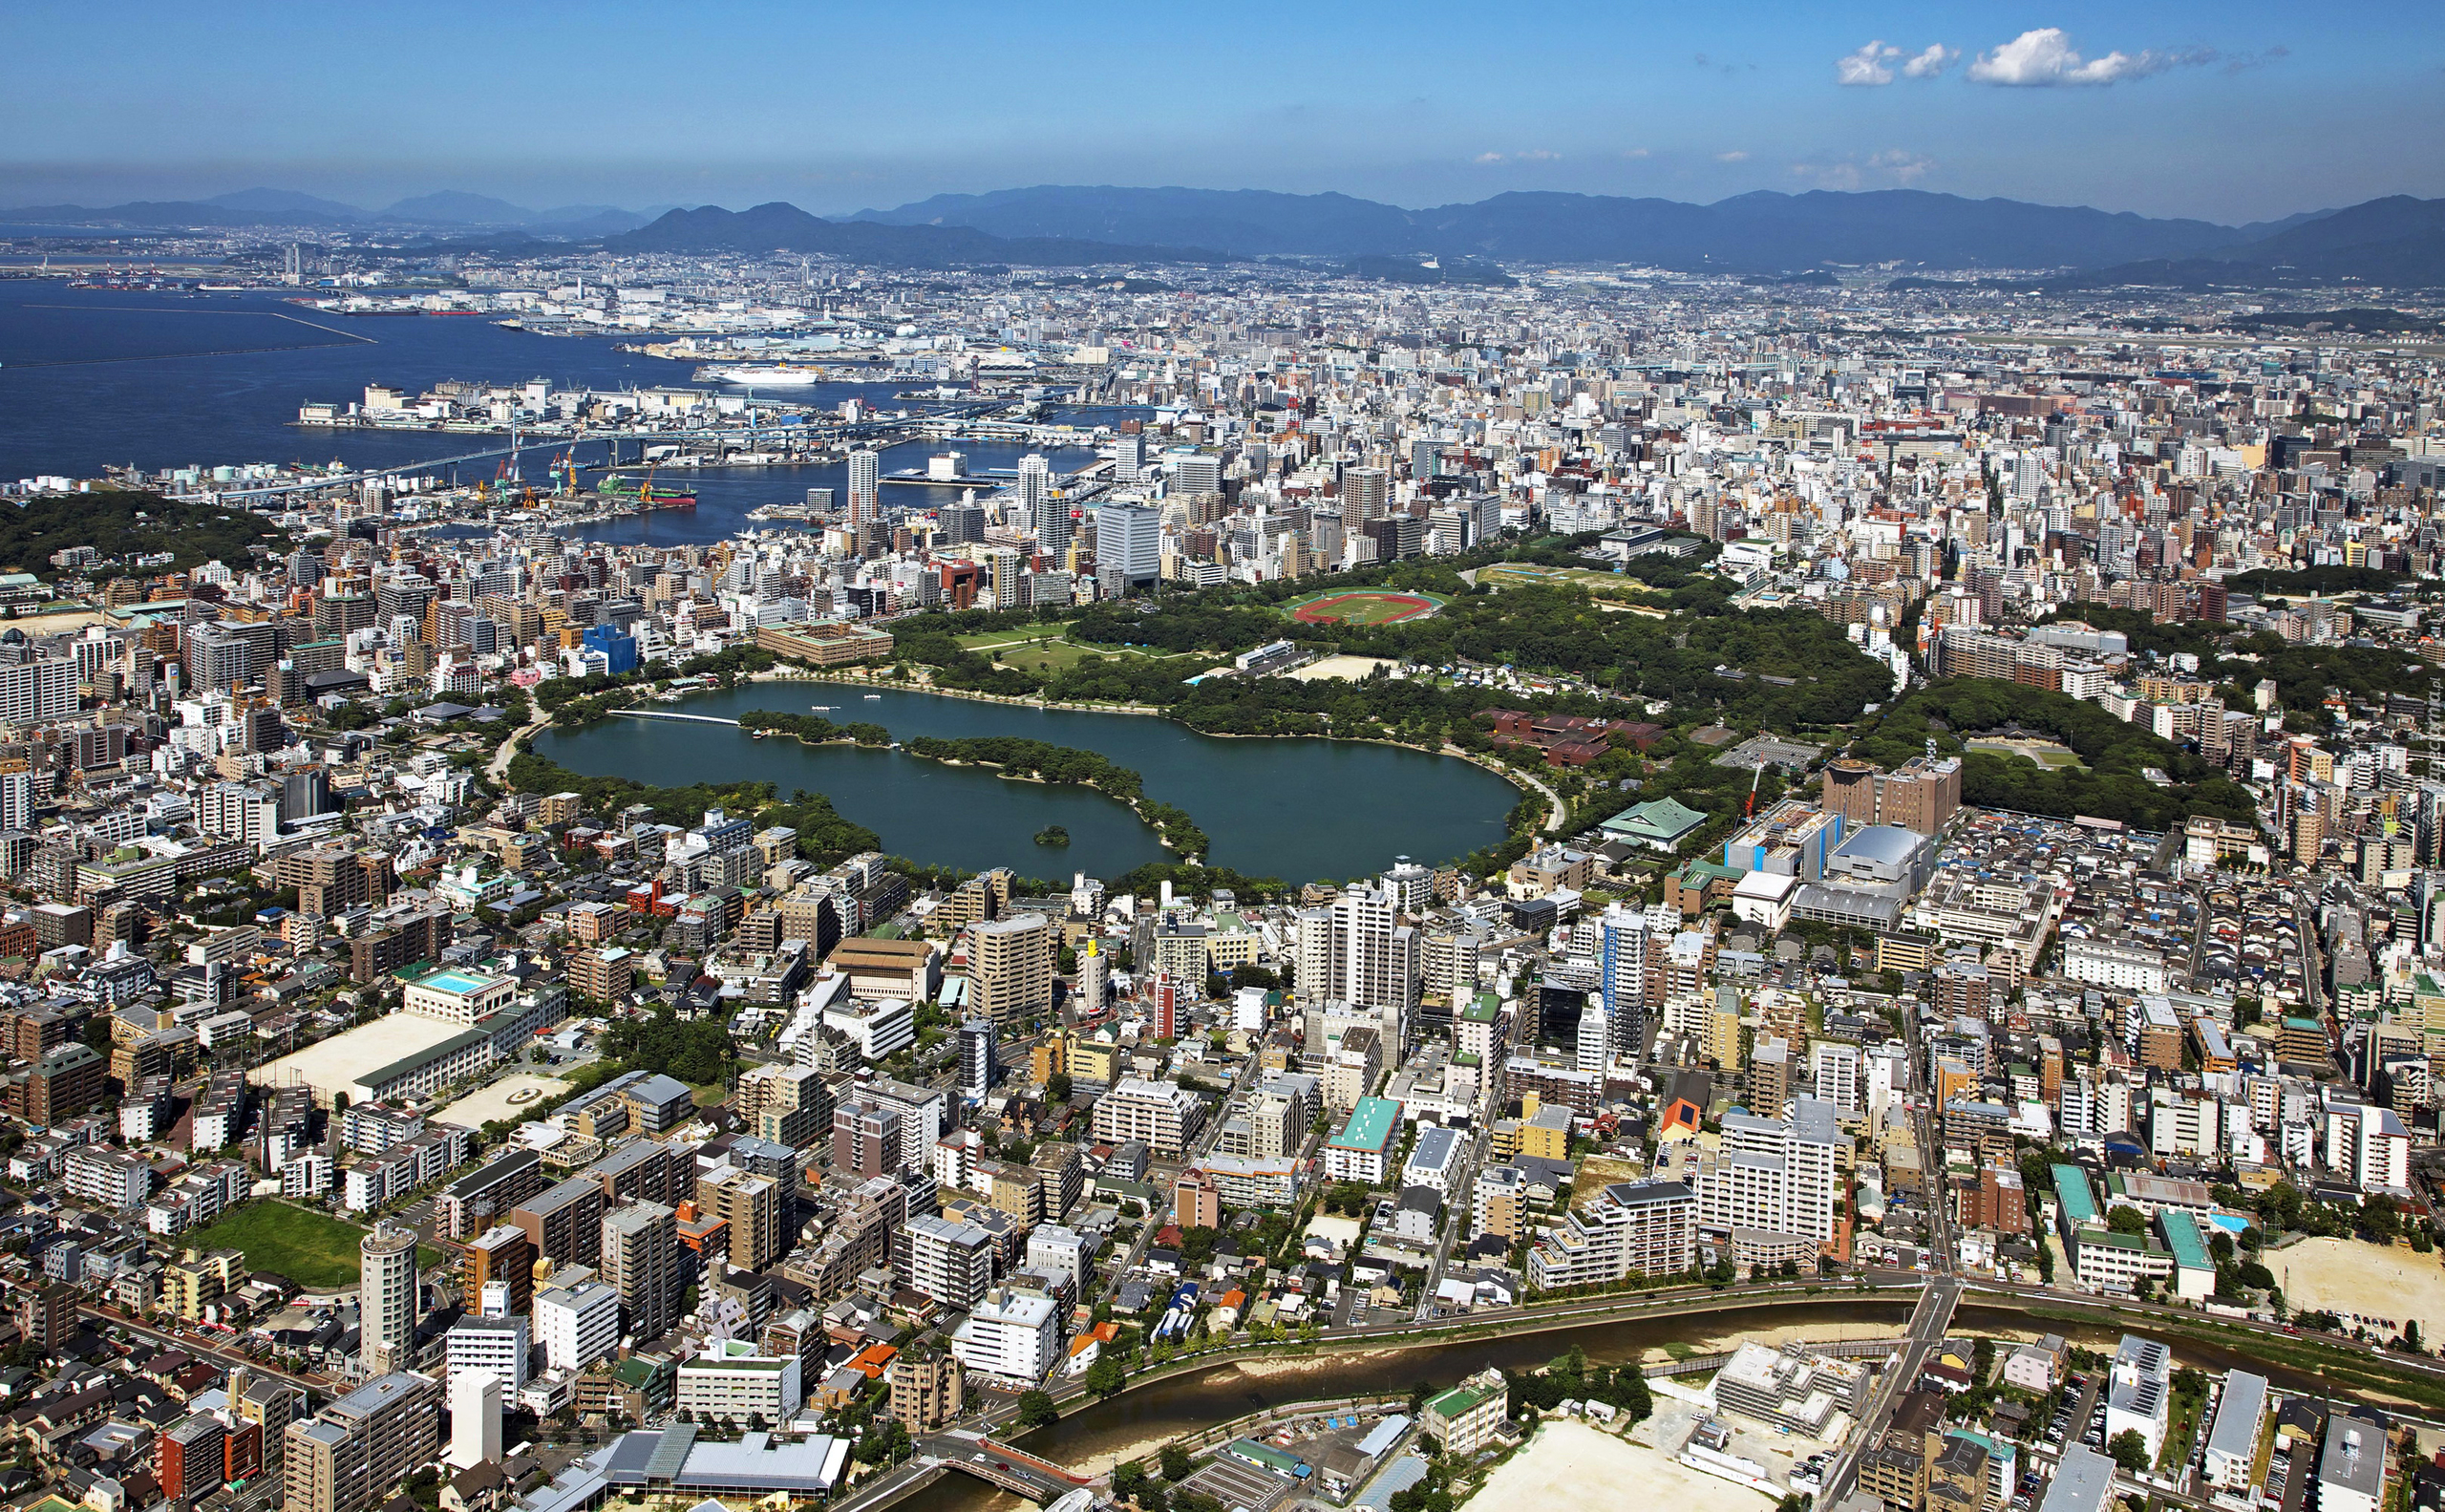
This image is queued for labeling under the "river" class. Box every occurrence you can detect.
[535,684,1520,884]
[895,1299,2390,1512]
[0,283,1127,546]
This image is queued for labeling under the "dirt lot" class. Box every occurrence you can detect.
[2271,1236,2445,1337]
[1464,1418,1773,1512]
[1284,654,1398,682]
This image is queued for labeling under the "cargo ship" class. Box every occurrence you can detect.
[596,474,697,509]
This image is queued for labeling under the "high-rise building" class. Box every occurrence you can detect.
[357,1224,419,1376]
[846,448,880,524]
[1597,905,1654,1059]
[459,1225,535,1317]
[443,1310,529,1393]
[970,912,1055,1027]
[534,1281,622,1374]
[600,1200,681,1343]
[1313,888,1416,1022]
[1095,501,1161,596]
[955,1019,997,1098]
[283,1373,441,1512]
[1341,466,1390,523]
[697,1164,786,1272]
[1702,1098,1842,1256]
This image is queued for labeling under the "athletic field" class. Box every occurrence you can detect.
[1281,588,1447,625]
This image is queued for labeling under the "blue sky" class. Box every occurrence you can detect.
[7,0,2440,223]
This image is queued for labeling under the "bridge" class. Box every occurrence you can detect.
[605,709,740,727]
[917,1432,1093,1501]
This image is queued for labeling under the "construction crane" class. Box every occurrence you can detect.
[1745,761,1765,819]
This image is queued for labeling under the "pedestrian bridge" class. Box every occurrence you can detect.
[605,710,740,726]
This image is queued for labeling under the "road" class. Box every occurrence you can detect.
[487,714,548,782]
[80,1301,326,1389]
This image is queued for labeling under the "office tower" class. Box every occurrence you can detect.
[846,448,880,523]
[1095,501,1161,597]
[357,1224,419,1376]
[697,1165,786,1272]
[601,1200,681,1343]
[1171,452,1222,497]
[956,1020,997,1098]
[446,1371,500,1470]
[282,1373,441,1512]
[1020,455,1061,552]
[1113,433,1144,481]
[939,500,986,544]
[1341,466,1390,523]
[970,912,1055,1027]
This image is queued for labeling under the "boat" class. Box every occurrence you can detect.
[862,693,882,700]
[752,730,767,739]
[811,705,835,712]
[694,363,830,386]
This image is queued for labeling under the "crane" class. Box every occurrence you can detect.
[1745,760,1765,819]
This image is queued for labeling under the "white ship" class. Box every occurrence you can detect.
[693,363,830,386]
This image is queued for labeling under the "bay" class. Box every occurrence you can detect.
[0,284,1123,547]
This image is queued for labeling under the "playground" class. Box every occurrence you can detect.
[1281,587,1447,625]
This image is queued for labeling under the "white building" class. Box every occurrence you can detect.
[444,1312,531,1393]
[950,1287,1060,1385]
[1700,1098,1841,1254]
[674,1339,804,1423]
[534,1281,621,1374]
[448,1370,502,1470]
[2063,938,2169,994]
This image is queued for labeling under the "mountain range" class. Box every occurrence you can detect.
[10,181,2441,286]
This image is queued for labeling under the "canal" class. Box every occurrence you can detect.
[535,684,1521,884]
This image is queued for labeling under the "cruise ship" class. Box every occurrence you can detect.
[694,363,830,386]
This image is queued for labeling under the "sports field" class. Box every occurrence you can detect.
[1281,588,1447,625]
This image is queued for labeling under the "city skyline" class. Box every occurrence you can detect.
[7,0,2440,224]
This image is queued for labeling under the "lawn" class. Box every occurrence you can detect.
[954,622,1074,651]
[1478,564,1664,601]
[184,1202,439,1289]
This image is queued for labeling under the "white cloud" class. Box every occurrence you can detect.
[1790,151,1938,190]
[1474,152,1505,163]
[1967,28,2204,86]
[1620,147,1651,160]
[1903,44,1958,78]
[1715,150,1750,162]
[1867,149,1935,182]
[1474,149,1563,164]
[1837,40,1901,86]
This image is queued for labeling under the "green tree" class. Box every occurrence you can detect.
[1014,1391,1059,1430]
[1085,1354,1128,1398]
[1049,1072,1074,1103]
[2106,1204,2149,1235]
[1159,1443,1196,1481]
[2108,1430,2150,1474]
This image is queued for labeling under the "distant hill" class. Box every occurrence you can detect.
[854,184,2274,271]
[607,202,1225,267]
[2052,196,2445,289]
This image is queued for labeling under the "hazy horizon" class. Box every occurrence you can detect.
[9,0,2442,225]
